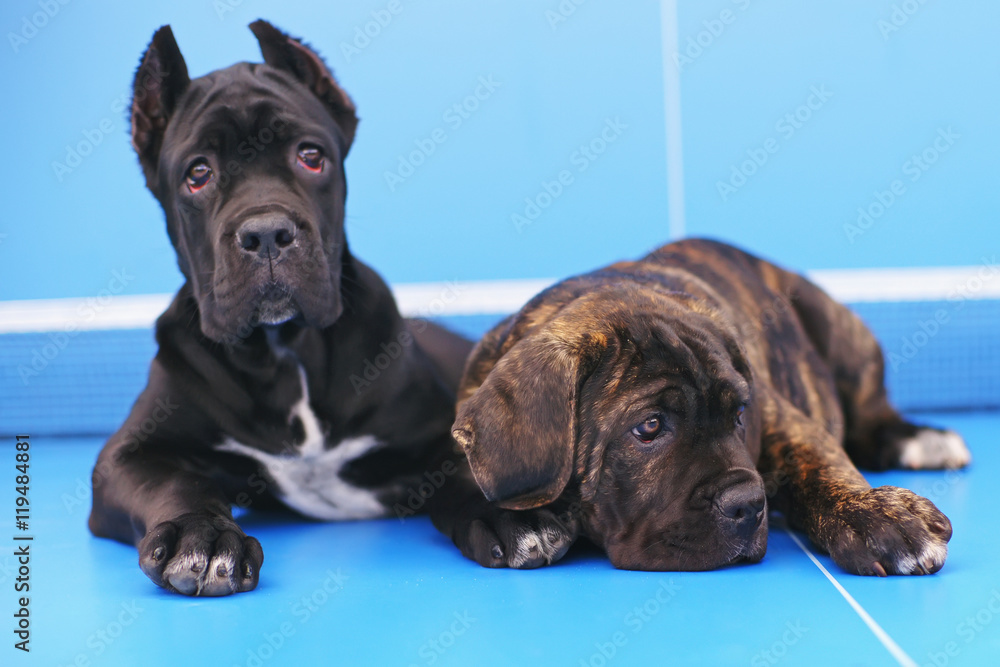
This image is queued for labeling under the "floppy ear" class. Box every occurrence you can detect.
[249,20,358,153]
[131,25,190,187]
[452,334,590,510]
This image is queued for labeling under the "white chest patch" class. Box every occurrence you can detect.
[215,366,387,520]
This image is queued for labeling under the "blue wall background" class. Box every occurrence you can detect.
[0,0,997,303]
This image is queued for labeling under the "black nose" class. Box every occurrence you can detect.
[714,482,766,535]
[237,216,295,259]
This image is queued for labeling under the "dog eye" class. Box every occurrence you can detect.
[736,404,746,427]
[186,161,212,192]
[631,416,663,444]
[297,145,324,172]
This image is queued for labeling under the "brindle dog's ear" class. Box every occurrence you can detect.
[452,335,589,510]
[249,20,358,154]
[131,25,190,186]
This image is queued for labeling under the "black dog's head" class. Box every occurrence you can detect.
[131,21,358,342]
[452,280,768,571]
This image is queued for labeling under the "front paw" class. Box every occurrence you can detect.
[450,503,577,569]
[139,513,263,596]
[821,486,952,576]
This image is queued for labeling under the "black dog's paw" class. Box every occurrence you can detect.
[138,513,263,596]
[822,486,952,576]
[451,504,578,569]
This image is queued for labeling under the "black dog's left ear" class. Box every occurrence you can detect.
[453,329,601,511]
[249,20,358,154]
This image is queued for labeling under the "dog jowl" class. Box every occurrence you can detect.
[88,22,471,596]
[439,239,971,575]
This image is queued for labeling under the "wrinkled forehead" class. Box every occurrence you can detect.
[586,314,752,418]
[162,64,341,160]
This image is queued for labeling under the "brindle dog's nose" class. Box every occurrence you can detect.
[237,216,295,260]
[714,482,766,536]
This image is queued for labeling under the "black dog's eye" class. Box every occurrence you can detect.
[736,404,746,428]
[297,145,324,172]
[186,161,212,192]
[631,416,663,444]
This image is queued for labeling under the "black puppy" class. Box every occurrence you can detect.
[88,21,472,596]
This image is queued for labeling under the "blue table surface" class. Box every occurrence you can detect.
[4,411,999,667]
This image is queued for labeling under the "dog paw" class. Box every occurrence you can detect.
[451,504,577,569]
[138,513,263,596]
[896,428,971,470]
[822,486,952,576]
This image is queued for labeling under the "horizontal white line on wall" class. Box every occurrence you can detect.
[1,266,997,334]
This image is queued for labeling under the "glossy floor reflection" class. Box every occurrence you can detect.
[10,411,997,666]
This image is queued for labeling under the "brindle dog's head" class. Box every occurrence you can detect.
[453,280,768,570]
[130,21,358,342]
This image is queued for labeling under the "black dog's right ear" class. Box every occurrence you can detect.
[452,330,603,511]
[249,20,358,154]
[131,25,190,185]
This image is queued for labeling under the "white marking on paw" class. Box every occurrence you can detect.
[509,526,571,568]
[201,553,238,595]
[917,541,948,571]
[898,429,971,470]
[216,366,387,520]
[207,553,236,578]
[892,553,918,575]
[511,533,543,567]
[163,553,209,594]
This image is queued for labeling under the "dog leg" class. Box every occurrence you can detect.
[429,466,578,569]
[758,393,952,576]
[777,268,972,472]
[90,433,263,596]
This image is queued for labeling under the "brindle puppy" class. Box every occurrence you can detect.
[437,239,970,575]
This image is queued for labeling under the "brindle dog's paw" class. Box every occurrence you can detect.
[895,428,971,470]
[452,505,577,569]
[824,486,952,576]
[139,513,263,596]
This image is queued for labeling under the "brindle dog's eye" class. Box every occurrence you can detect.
[186,160,212,192]
[631,416,663,443]
[297,145,324,172]
[736,404,746,427]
